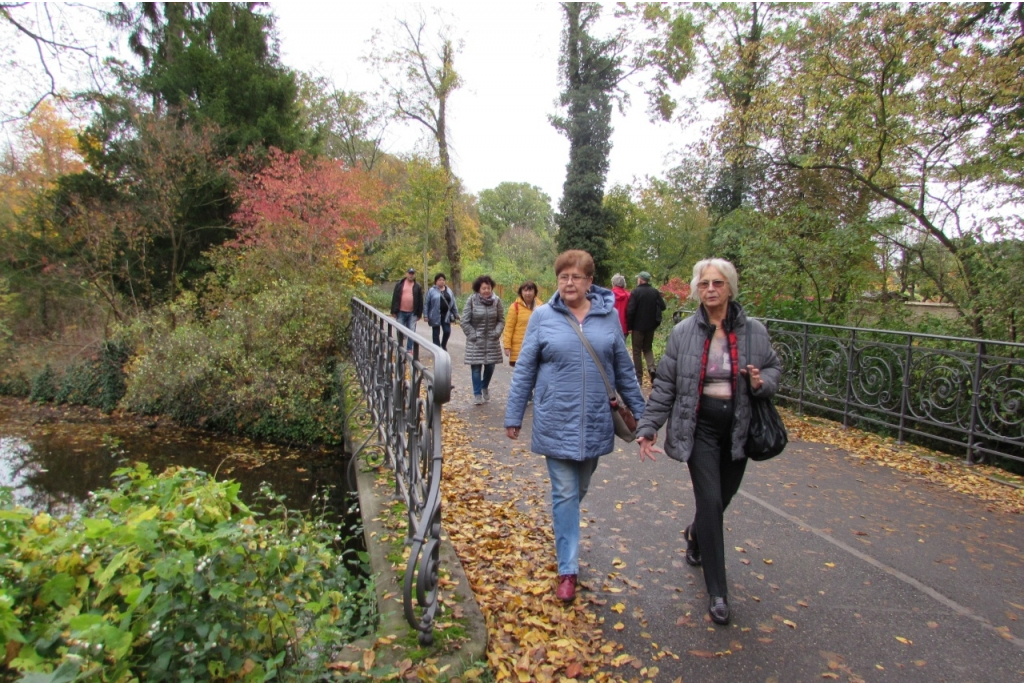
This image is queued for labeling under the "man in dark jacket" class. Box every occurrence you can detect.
[390,268,423,350]
[625,271,667,385]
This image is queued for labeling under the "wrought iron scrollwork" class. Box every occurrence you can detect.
[348,298,451,645]
[763,318,1024,464]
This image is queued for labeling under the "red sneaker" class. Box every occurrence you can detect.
[556,574,577,602]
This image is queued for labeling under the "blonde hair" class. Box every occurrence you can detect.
[689,258,739,301]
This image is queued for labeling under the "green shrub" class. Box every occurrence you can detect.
[0,371,30,397]
[0,464,376,682]
[123,259,362,445]
[52,360,102,406]
[28,364,57,403]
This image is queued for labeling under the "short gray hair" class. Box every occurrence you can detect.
[611,273,626,288]
[689,258,739,301]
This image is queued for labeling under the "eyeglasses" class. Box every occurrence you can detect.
[697,279,727,291]
[557,274,590,284]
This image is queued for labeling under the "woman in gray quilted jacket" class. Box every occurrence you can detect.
[636,258,782,626]
[461,275,505,405]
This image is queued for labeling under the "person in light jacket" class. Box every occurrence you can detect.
[505,250,645,604]
[424,273,459,351]
[503,281,538,366]
[636,258,782,626]
[461,275,505,405]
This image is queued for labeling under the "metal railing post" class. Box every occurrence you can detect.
[843,329,857,429]
[967,341,984,464]
[898,333,913,445]
[799,323,809,415]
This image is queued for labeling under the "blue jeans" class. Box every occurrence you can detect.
[432,323,451,350]
[546,456,600,576]
[470,364,494,396]
[396,311,417,350]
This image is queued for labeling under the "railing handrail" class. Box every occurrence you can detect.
[670,307,1024,466]
[673,307,1024,349]
[758,316,1024,349]
[348,298,450,645]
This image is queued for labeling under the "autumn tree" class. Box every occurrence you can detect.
[478,182,555,238]
[231,147,382,272]
[74,101,226,306]
[749,3,1024,336]
[0,3,103,121]
[604,178,710,286]
[297,73,387,171]
[369,10,464,293]
[0,102,84,221]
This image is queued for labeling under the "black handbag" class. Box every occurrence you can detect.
[744,320,787,461]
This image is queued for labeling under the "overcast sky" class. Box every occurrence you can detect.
[0,3,704,206]
[273,3,702,205]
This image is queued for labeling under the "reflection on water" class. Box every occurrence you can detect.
[0,399,351,517]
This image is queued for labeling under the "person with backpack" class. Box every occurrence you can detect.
[503,281,538,366]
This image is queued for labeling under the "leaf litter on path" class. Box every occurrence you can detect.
[779,407,1024,515]
[442,414,635,682]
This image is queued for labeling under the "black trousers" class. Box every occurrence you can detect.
[687,397,747,598]
[631,329,657,383]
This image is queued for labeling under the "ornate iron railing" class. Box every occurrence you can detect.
[764,319,1024,465]
[672,310,1024,465]
[347,298,451,645]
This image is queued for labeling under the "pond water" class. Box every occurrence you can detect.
[0,398,354,519]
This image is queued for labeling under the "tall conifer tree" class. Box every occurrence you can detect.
[551,3,621,284]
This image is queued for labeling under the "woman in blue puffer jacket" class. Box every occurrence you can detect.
[505,250,645,604]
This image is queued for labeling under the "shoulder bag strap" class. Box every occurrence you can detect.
[746,317,754,397]
[563,313,617,403]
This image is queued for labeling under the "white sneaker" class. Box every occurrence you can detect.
[473,394,484,405]
[482,388,490,402]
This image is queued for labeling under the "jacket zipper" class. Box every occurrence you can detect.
[579,319,587,459]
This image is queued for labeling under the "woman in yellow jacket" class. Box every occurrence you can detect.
[503,281,538,366]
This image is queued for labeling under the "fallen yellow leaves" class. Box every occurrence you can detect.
[780,407,1024,515]
[440,414,635,682]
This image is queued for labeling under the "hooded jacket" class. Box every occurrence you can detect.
[460,293,505,365]
[505,285,646,461]
[612,286,630,335]
[636,301,782,462]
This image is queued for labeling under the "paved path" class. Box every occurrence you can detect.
[437,324,1024,682]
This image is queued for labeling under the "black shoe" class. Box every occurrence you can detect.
[709,596,730,625]
[685,524,701,566]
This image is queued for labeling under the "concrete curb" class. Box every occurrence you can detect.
[334,457,488,676]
